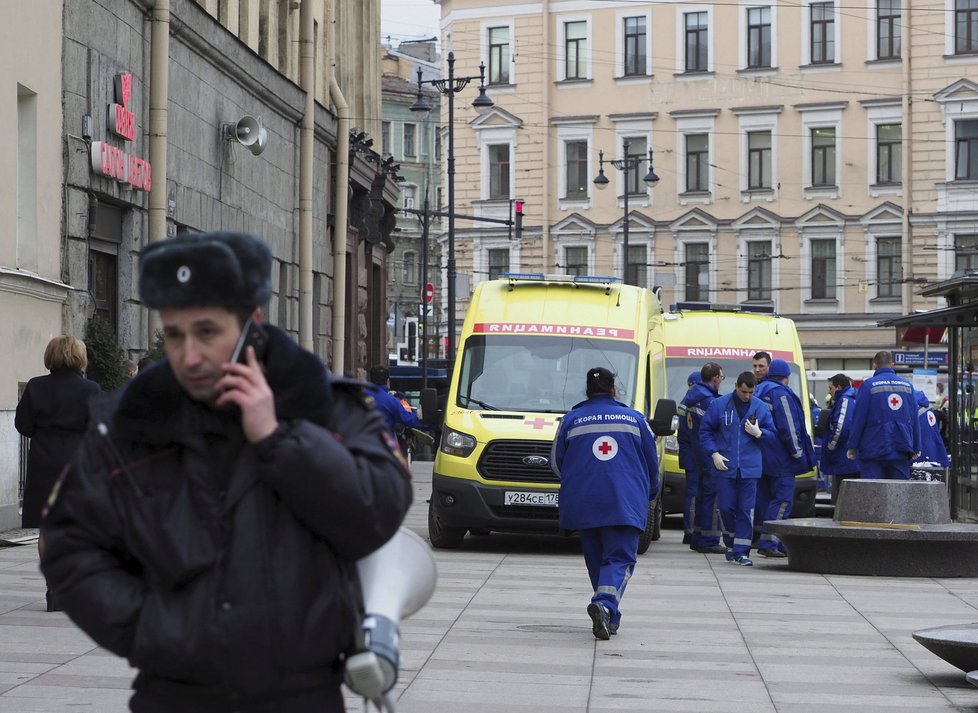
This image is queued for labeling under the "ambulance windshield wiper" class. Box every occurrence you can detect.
[459,394,499,411]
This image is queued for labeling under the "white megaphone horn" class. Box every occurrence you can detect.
[343,527,437,709]
[225,115,268,156]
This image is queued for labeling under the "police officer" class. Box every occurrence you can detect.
[753,359,816,558]
[41,232,413,713]
[700,372,775,566]
[847,351,921,479]
[678,364,725,553]
[551,367,659,640]
[821,373,860,503]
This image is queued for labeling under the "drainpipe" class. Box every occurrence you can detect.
[541,0,551,272]
[147,0,170,339]
[901,0,913,316]
[328,0,350,374]
[298,0,314,350]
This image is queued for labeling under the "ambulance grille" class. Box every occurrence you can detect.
[478,440,557,483]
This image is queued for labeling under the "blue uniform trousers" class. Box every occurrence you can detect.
[861,459,911,480]
[578,526,639,628]
[756,474,794,554]
[685,464,720,548]
[717,474,758,558]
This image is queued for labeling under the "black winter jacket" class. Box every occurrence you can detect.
[40,326,412,710]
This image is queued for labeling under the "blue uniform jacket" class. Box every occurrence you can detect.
[820,386,860,475]
[551,394,659,531]
[700,393,775,479]
[754,379,816,477]
[847,368,921,461]
[364,384,426,436]
[677,382,719,470]
[915,390,950,467]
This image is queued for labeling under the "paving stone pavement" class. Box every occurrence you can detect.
[2,461,978,712]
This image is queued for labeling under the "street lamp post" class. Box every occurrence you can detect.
[593,139,659,285]
[410,53,493,363]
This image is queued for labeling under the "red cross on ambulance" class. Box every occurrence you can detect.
[888,393,903,410]
[593,435,619,461]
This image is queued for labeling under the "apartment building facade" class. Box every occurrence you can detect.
[435,0,978,370]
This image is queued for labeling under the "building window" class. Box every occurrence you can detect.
[747,7,771,69]
[685,12,708,72]
[685,134,709,192]
[625,138,648,194]
[811,127,836,186]
[403,123,417,158]
[685,243,709,301]
[876,123,901,184]
[956,119,978,180]
[811,239,836,299]
[747,241,772,301]
[956,234,978,271]
[488,248,510,280]
[877,0,901,59]
[489,144,510,199]
[565,141,588,198]
[402,185,416,210]
[877,237,901,298]
[748,131,772,189]
[627,244,647,286]
[435,128,442,161]
[810,2,835,64]
[956,0,978,54]
[436,186,444,209]
[565,246,588,276]
[403,251,417,284]
[488,26,510,85]
[382,121,391,156]
[565,21,587,79]
[623,16,647,76]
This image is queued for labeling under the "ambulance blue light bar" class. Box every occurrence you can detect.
[671,301,776,315]
[501,273,622,284]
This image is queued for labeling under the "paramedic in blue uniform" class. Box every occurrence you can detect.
[847,351,921,479]
[678,364,725,554]
[700,372,775,566]
[365,364,428,449]
[753,359,816,558]
[914,388,950,469]
[551,367,659,641]
[820,373,860,503]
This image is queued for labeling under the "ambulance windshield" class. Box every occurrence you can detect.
[457,335,639,413]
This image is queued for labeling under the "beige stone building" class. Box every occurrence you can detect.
[434,0,978,372]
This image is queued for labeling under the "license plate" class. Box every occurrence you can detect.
[504,491,558,507]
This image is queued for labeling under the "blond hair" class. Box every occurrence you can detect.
[43,336,88,372]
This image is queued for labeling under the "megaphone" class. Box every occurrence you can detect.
[343,527,437,705]
[227,115,268,156]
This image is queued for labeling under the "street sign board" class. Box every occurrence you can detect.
[894,350,948,366]
[423,282,434,304]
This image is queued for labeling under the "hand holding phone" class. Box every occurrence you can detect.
[217,319,278,443]
[230,319,269,364]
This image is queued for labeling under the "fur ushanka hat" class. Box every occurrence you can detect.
[139,231,272,310]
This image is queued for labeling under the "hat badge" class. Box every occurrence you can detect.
[177,265,191,283]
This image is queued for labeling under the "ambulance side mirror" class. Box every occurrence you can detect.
[419,388,441,426]
[814,408,830,439]
[649,399,677,437]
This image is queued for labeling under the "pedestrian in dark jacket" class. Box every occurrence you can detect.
[40,232,413,713]
[753,359,816,558]
[551,367,659,640]
[700,371,775,566]
[847,350,921,479]
[820,374,860,503]
[16,336,100,529]
[677,364,725,553]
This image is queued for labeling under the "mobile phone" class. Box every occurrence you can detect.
[229,318,269,364]
[748,416,757,425]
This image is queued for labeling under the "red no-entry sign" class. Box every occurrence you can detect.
[423,283,434,304]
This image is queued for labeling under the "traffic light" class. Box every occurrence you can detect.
[407,320,417,362]
[514,199,523,241]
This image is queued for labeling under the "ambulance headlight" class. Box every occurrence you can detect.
[664,435,679,454]
[441,427,477,457]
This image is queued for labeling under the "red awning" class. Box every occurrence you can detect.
[898,325,948,345]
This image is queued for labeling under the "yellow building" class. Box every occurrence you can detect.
[435,0,978,371]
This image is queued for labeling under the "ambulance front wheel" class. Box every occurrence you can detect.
[637,499,661,554]
[428,500,466,549]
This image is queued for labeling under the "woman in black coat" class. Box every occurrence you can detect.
[16,336,100,528]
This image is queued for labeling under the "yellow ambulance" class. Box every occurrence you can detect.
[421,274,675,550]
[659,302,817,518]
